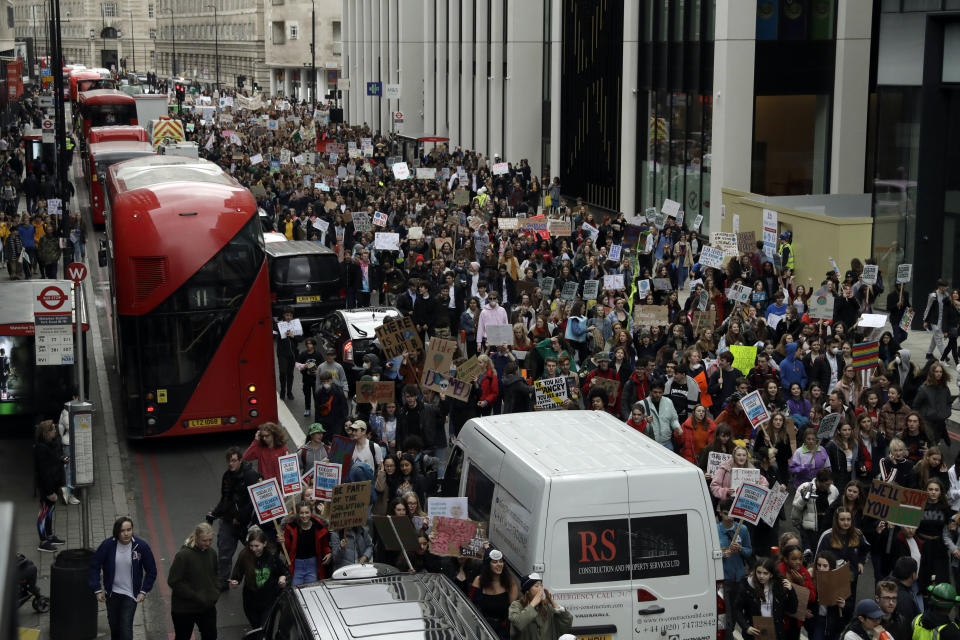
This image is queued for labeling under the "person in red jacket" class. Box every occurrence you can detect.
[626,402,648,434]
[714,392,754,441]
[242,422,290,481]
[283,502,332,586]
[678,404,717,463]
[582,353,620,411]
[476,355,499,416]
[777,544,816,637]
[619,357,653,420]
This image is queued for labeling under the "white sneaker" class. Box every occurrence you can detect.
[303,410,310,417]
[67,495,80,505]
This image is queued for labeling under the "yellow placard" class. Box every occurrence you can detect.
[729,345,758,376]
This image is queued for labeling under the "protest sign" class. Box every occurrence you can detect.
[425,338,458,373]
[453,190,470,206]
[653,278,673,291]
[249,153,263,165]
[648,209,667,229]
[329,481,371,530]
[861,265,879,285]
[492,162,509,175]
[277,454,302,496]
[352,212,372,232]
[427,497,469,521]
[699,246,725,269]
[864,479,925,527]
[707,452,733,476]
[486,324,515,346]
[583,280,600,300]
[900,307,915,331]
[407,226,424,240]
[661,198,681,217]
[444,376,473,402]
[432,517,481,557]
[727,283,751,304]
[807,293,835,320]
[519,217,548,233]
[730,468,762,493]
[548,219,571,237]
[534,377,568,409]
[816,564,851,607]
[373,211,389,227]
[604,274,625,290]
[312,462,342,501]
[851,341,879,370]
[693,214,703,230]
[789,585,811,621]
[736,231,756,255]
[375,315,423,359]
[456,355,487,381]
[421,368,452,395]
[371,516,421,554]
[759,482,789,527]
[355,380,394,404]
[633,305,670,327]
[762,209,778,257]
[540,277,556,295]
[498,218,519,230]
[248,478,287,524]
[415,167,437,180]
[608,245,622,262]
[711,232,739,257]
[817,412,843,440]
[374,232,400,251]
[696,289,709,311]
[581,222,599,239]
[638,279,651,297]
[729,345,757,375]
[739,389,770,428]
[692,309,716,333]
[896,263,913,284]
[392,162,410,180]
[561,281,578,301]
[731,482,768,525]
[752,617,777,640]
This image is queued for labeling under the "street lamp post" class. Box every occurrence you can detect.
[310,0,315,102]
[129,10,135,72]
[160,7,176,77]
[205,2,219,91]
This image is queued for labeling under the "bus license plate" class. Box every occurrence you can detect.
[187,418,222,428]
[296,295,322,303]
[577,636,611,640]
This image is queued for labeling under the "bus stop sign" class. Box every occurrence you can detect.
[67,262,87,284]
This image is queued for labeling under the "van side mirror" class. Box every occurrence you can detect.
[97,239,107,268]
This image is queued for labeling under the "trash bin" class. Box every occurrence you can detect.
[50,548,97,640]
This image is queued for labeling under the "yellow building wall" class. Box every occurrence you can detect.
[720,188,874,291]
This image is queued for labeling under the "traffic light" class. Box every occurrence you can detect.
[175,83,185,102]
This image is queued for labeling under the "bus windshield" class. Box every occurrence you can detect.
[85,103,137,127]
[78,78,116,92]
[125,215,264,389]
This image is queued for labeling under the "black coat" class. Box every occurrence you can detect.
[212,461,260,526]
[412,295,438,330]
[34,438,65,497]
[500,374,533,413]
[734,577,798,640]
[397,400,446,449]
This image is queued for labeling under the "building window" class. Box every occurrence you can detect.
[150,27,156,39]
[332,20,341,41]
[7,6,13,28]
[102,1,117,17]
[148,3,154,17]
[271,21,285,44]
[288,22,298,40]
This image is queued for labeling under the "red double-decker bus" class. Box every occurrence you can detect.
[87,140,155,225]
[103,155,277,438]
[87,125,150,146]
[77,90,137,146]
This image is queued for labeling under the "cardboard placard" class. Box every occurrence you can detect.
[355,380,395,404]
[633,305,670,327]
[604,274,625,291]
[760,482,789,528]
[486,324,515,346]
[277,454,302,496]
[425,338,459,373]
[817,412,843,440]
[534,377,568,409]
[692,309,716,333]
[736,231,756,255]
[248,478,287,524]
[752,617,777,640]
[816,564,852,607]
[407,226,424,240]
[789,584,811,621]
[328,481,372,530]
[548,219,572,237]
[896,264,912,284]
[312,461,342,501]
[455,355,487,381]
[808,293,835,320]
[427,497,469,521]
[739,389,770,428]
[864,479,926,527]
[731,482,769,525]
[583,280,600,300]
[706,452,732,476]
[375,315,423,359]
[431,516,481,557]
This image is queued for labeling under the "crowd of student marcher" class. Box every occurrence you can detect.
[24,86,960,639]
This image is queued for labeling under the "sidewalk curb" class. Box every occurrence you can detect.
[277,393,306,448]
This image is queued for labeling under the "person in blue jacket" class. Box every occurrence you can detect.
[89,516,158,640]
[779,341,808,390]
[717,498,753,637]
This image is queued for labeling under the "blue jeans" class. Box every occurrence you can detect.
[293,557,316,586]
[106,593,137,640]
[660,440,674,452]
[677,266,689,289]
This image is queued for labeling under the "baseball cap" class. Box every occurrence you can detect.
[350,420,368,432]
[308,423,326,436]
[853,599,884,619]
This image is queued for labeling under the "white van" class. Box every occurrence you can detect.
[444,410,724,640]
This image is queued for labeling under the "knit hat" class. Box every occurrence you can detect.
[308,423,326,436]
[520,573,542,594]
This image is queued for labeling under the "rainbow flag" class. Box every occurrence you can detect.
[852,341,879,370]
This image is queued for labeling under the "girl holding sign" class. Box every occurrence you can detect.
[282,501,332,586]
[710,445,769,500]
[733,557,798,640]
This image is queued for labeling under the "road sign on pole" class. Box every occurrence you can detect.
[394,111,404,123]
[67,262,88,284]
